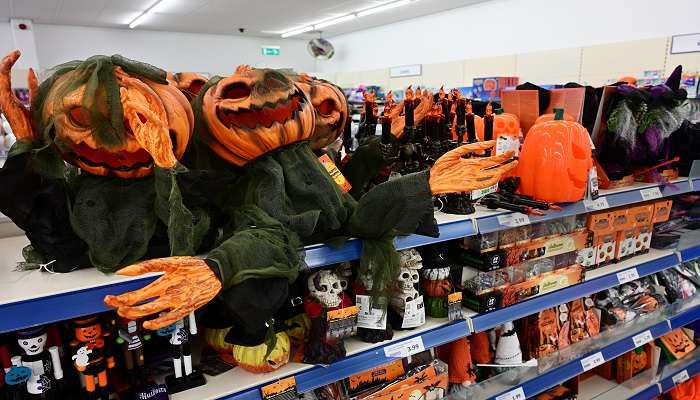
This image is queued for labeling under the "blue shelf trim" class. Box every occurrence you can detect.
[219,320,469,400]
[659,357,700,394]
[669,303,700,330]
[476,180,694,235]
[470,252,680,333]
[680,244,700,263]
[627,384,661,400]
[0,276,158,334]
[490,320,671,400]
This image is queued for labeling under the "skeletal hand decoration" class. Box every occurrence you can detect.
[428,141,517,195]
[104,257,221,330]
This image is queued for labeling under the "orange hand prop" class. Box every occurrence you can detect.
[0,50,35,141]
[104,256,221,330]
[429,141,517,195]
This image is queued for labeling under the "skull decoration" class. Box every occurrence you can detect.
[399,248,423,270]
[292,73,348,150]
[397,267,420,292]
[422,267,450,281]
[390,288,420,315]
[199,65,315,166]
[335,262,353,292]
[36,59,193,179]
[307,270,343,308]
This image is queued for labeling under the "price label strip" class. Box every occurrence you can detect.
[356,295,387,330]
[496,387,526,400]
[326,306,358,341]
[673,370,690,385]
[497,213,531,228]
[580,352,605,372]
[640,187,662,201]
[617,268,640,285]
[448,292,464,321]
[384,336,425,358]
[471,183,498,200]
[632,330,654,347]
[261,377,298,400]
[584,196,609,211]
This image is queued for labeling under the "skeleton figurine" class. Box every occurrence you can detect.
[162,313,205,393]
[13,326,63,399]
[304,269,354,364]
[389,249,426,330]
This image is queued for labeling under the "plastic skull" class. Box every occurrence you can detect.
[335,262,353,291]
[399,248,423,270]
[307,270,343,308]
[396,267,420,291]
[390,288,419,314]
[422,267,450,281]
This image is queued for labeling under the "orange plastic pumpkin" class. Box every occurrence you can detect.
[40,66,193,178]
[200,65,315,166]
[517,115,593,202]
[292,74,348,150]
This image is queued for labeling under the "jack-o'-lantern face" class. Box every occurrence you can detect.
[293,74,348,150]
[75,322,102,342]
[200,66,315,166]
[40,65,193,178]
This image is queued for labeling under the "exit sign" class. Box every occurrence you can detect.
[262,46,281,56]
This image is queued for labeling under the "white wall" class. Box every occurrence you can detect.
[316,0,700,73]
[18,24,316,76]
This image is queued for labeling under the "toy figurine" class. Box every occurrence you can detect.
[70,317,114,400]
[389,249,425,330]
[112,317,150,388]
[161,313,205,393]
[13,327,63,399]
[304,269,354,364]
[419,245,453,318]
[494,322,522,371]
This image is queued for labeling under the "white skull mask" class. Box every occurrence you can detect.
[422,267,450,281]
[18,332,47,356]
[399,249,423,270]
[308,270,343,308]
[396,267,420,291]
[390,288,419,314]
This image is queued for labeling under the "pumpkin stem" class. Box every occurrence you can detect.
[554,108,565,120]
[494,108,504,115]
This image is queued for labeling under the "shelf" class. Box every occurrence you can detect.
[464,291,700,400]
[171,313,475,400]
[468,248,681,333]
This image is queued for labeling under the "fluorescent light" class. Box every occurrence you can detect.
[281,25,313,38]
[314,14,356,29]
[357,0,411,17]
[128,0,165,29]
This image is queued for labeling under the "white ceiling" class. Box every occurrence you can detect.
[0,0,490,38]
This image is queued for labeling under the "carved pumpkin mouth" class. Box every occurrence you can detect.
[216,89,306,130]
[72,141,153,171]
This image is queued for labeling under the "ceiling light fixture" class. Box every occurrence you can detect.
[128,0,165,29]
[357,0,411,17]
[281,25,314,38]
[279,0,415,38]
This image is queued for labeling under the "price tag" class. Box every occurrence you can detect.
[471,183,498,200]
[497,213,531,228]
[401,296,425,328]
[448,292,464,321]
[356,295,387,330]
[673,369,690,385]
[632,330,654,347]
[640,187,662,201]
[580,352,605,372]
[617,268,640,285]
[584,196,609,211]
[496,387,526,400]
[261,377,297,400]
[384,337,425,358]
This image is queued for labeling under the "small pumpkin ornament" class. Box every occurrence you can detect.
[232,331,291,373]
[517,108,593,202]
[291,73,348,150]
[200,65,315,166]
[202,327,236,365]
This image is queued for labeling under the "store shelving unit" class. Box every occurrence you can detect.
[0,177,696,399]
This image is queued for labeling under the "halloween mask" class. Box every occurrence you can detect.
[35,56,193,178]
[200,65,315,166]
[293,73,348,150]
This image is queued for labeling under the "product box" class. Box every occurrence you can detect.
[594,233,616,266]
[652,199,673,223]
[614,343,655,383]
[471,76,519,101]
[615,228,636,260]
[361,360,448,400]
[343,360,405,398]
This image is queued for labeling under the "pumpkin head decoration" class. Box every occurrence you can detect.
[232,331,291,373]
[517,110,592,203]
[170,72,208,101]
[534,111,575,126]
[198,65,315,166]
[292,73,348,150]
[32,54,193,178]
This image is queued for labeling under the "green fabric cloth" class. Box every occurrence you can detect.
[340,136,390,199]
